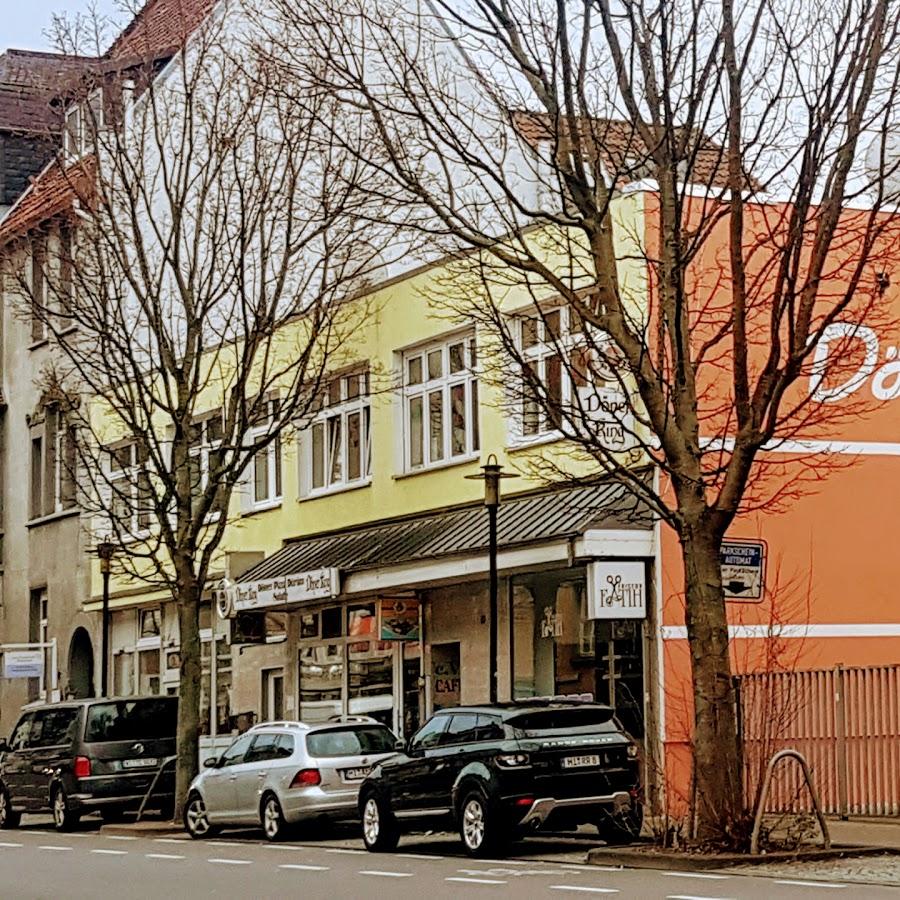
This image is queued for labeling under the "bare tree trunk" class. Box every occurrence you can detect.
[174,558,201,823]
[681,525,743,841]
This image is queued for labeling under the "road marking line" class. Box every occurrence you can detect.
[664,872,730,880]
[445,877,507,885]
[549,888,620,895]
[397,853,443,860]
[154,837,188,843]
[207,858,253,865]
[774,881,846,889]
[91,849,128,855]
[278,864,330,872]
[105,835,137,841]
[359,870,414,878]
[210,840,247,846]
[38,845,73,851]
[146,853,185,860]
[0,842,22,848]
[666,895,737,900]
[268,844,304,850]
[326,847,366,854]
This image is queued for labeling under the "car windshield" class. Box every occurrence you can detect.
[306,726,395,758]
[507,706,618,737]
[84,699,177,743]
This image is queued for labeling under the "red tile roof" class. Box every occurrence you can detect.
[0,49,96,134]
[0,157,94,247]
[0,0,215,244]
[511,111,750,191]
[107,0,216,62]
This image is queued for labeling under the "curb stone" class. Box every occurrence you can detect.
[585,843,898,870]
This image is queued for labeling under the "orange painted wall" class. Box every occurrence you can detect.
[639,190,900,807]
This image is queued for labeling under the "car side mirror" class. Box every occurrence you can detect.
[394,740,405,753]
[203,756,219,768]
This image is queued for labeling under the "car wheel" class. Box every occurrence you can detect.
[595,803,644,845]
[51,786,80,832]
[459,789,503,858]
[361,793,399,852]
[183,792,218,839]
[261,794,289,842]
[0,786,20,829]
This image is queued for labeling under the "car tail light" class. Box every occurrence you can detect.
[514,796,534,807]
[74,756,91,779]
[289,768,321,788]
[626,744,639,759]
[495,753,530,769]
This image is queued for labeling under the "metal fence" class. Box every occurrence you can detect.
[737,665,900,817]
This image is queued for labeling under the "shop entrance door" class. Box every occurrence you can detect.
[591,619,644,739]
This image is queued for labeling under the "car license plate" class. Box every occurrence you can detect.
[562,754,601,769]
[122,758,158,769]
[341,766,371,782]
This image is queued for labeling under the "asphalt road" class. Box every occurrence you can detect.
[0,820,896,899]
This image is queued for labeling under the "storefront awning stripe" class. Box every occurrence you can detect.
[237,479,652,587]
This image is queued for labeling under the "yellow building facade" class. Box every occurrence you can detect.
[85,192,661,757]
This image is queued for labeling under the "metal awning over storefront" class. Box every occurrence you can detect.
[231,480,654,610]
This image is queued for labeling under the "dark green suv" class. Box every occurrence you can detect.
[358,699,641,857]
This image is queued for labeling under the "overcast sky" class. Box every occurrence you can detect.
[3,0,125,53]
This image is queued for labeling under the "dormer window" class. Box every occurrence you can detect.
[63,88,104,160]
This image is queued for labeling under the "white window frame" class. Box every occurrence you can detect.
[401,332,479,472]
[248,398,283,511]
[189,412,224,513]
[512,304,624,445]
[108,440,152,537]
[63,89,103,160]
[301,369,371,497]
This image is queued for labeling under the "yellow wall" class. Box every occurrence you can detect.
[91,192,647,607]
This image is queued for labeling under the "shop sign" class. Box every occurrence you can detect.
[576,384,633,448]
[379,598,421,640]
[2,650,44,679]
[586,561,646,619]
[234,567,340,612]
[721,540,766,601]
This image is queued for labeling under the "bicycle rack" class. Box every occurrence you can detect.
[750,749,831,855]
[136,754,177,823]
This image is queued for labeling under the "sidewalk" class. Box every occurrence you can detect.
[828,816,900,850]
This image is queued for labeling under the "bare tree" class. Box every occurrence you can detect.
[261,0,900,842]
[14,2,395,817]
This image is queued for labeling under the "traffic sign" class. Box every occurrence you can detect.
[720,540,766,601]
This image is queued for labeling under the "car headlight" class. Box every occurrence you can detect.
[495,752,530,768]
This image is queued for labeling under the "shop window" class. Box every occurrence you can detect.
[139,609,161,639]
[298,643,343,723]
[348,640,393,727]
[300,611,319,640]
[138,648,161,694]
[200,635,232,735]
[402,333,479,471]
[302,368,371,496]
[113,652,134,696]
[321,606,342,639]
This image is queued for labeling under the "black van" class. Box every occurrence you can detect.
[0,696,178,831]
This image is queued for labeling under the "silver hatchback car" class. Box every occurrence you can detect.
[183,718,398,841]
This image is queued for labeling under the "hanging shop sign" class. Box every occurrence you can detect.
[233,567,340,613]
[379,598,421,640]
[720,540,766,601]
[2,650,44,679]
[586,561,646,620]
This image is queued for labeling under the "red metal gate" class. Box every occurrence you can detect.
[737,665,900,816]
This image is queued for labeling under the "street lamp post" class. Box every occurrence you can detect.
[466,454,517,704]
[96,540,116,697]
